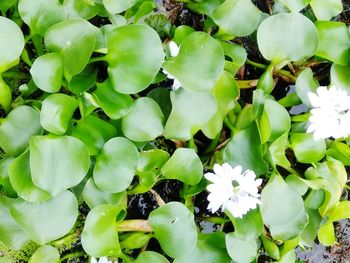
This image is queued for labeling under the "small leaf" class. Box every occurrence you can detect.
[29,245,60,263]
[40,93,79,135]
[103,0,138,14]
[11,190,78,245]
[225,232,258,263]
[149,202,197,258]
[269,133,291,168]
[29,135,90,196]
[0,76,12,112]
[318,222,335,246]
[161,148,203,185]
[295,68,319,107]
[231,208,263,240]
[290,133,326,163]
[30,53,63,93]
[163,32,224,92]
[93,137,139,193]
[310,0,343,21]
[280,0,310,12]
[0,157,16,197]
[135,251,170,263]
[122,97,164,142]
[330,63,350,94]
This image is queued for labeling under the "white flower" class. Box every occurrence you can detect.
[163,41,181,91]
[91,257,115,263]
[204,163,262,218]
[307,86,350,140]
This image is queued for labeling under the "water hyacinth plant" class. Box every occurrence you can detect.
[1,0,350,262]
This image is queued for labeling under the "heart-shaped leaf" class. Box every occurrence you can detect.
[29,135,90,196]
[11,190,78,245]
[93,137,139,193]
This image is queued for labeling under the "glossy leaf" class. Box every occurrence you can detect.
[29,135,90,196]
[93,137,139,193]
[30,53,63,93]
[257,12,318,62]
[161,148,203,185]
[135,251,170,263]
[29,245,60,263]
[295,68,319,107]
[231,208,263,240]
[163,32,224,92]
[106,24,164,94]
[164,89,217,140]
[0,106,42,157]
[69,64,97,94]
[11,190,78,245]
[0,16,25,73]
[45,18,99,80]
[149,202,197,258]
[81,204,121,257]
[318,222,335,246]
[261,174,308,240]
[310,0,343,20]
[315,21,350,65]
[290,133,326,163]
[40,93,79,135]
[212,0,261,37]
[225,232,258,263]
[103,0,138,14]
[122,97,164,142]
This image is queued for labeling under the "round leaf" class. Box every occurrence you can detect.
[93,137,139,193]
[30,53,63,93]
[103,0,138,13]
[11,190,78,245]
[29,135,90,196]
[257,12,318,62]
[149,202,197,258]
[135,251,169,263]
[106,24,164,94]
[0,106,42,157]
[279,0,310,12]
[162,32,224,92]
[81,204,121,257]
[122,97,164,142]
[310,0,343,21]
[225,233,258,263]
[161,148,203,185]
[0,16,25,73]
[29,245,60,263]
[290,133,326,163]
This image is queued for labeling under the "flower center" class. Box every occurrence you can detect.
[231,180,240,192]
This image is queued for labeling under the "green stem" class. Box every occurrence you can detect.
[236,79,258,89]
[205,133,221,153]
[117,220,152,232]
[2,71,30,80]
[88,56,107,64]
[223,116,235,131]
[246,59,267,69]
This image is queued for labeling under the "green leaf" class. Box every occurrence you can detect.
[93,80,133,119]
[212,0,261,37]
[163,32,224,92]
[81,204,122,257]
[202,71,239,139]
[103,0,138,13]
[72,115,117,156]
[224,123,268,176]
[120,232,151,250]
[63,0,102,19]
[69,64,97,94]
[269,133,290,168]
[93,137,139,193]
[219,41,247,76]
[11,190,78,245]
[164,89,217,140]
[0,196,30,250]
[82,178,127,209]
[18,0,65,35]
[9,151,51,202]
[317,222,335,246]
[290,133,326,163]
[40,93,79,135]
[106,24,164,94]
[161,148,203,185]
[330,63,350,94]
[122,97,164,142]
[257,12,318,62]
[29,135,90,196]
[187,0,224,16]
[310,0,343,20]
[0,77,11,113]
[30,53,63,93]
[0,157,16,197]
[231,208,263,240]
[149,202,197,258]
[295,68,319,108]
[225,232,258,263]
[147,88,172,120]
[300,209,321,247]
[0,16,25,73]
[315,21,350,65]
[135,251,170,263]
[44,18,99,80]
[0,106,42,157]
[327,201,350,222]
[279,0,310,12]
[261,174,308,240]
[29,245,60,263]
[260,234,280,260]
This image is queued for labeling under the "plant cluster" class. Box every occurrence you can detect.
[0,0,350,262]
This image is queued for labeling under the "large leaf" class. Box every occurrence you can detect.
[93,137,139,193]
[0,16,25,73]
[81,204,122,257]
[163,32,224,92]
[9,151,51,203]
[45,18,99,80]
[122,97,164,142]
[310,0,343,21]
[106,24,164,94]
[149,202,197,258]
[164,89,217,140]
[29,135,90,196]
[11,190,78,245]
[212,0,261,37]
[40,93,79,135]
[257,12,318,62]
[261,174,308,240]
[29,245,60,263]
[224,123,268,176]
[0,106,42,157]
[161,148,203,185]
